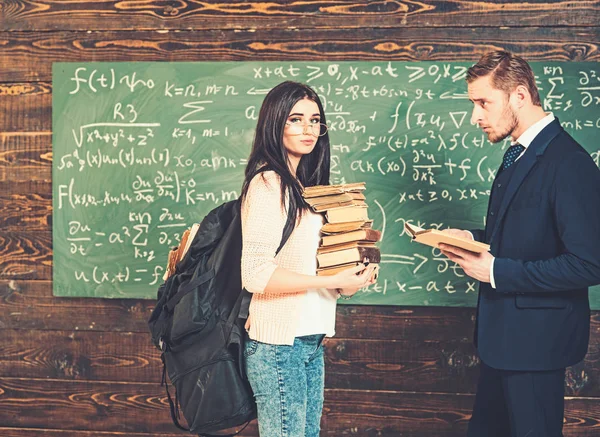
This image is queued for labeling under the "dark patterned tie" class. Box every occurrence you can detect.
[500,144,525,171]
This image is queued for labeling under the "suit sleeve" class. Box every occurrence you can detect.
[469,229,485,242]
[241,172,288,294]
[494,150,600,293]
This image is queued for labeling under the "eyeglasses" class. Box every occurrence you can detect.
[285,121,328,137]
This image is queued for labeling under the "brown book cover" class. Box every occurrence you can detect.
[321,220,372,234]
[303,182,366,198]
[404,222,490,253]
[307,197,367,212]
[303,187,345,197]
[316,261,361,276]
[322,228,382,246]
[163,247,179,281]
[305,193,353,206]
[305,193,354,212]
[317,241,377,254]
[312,202,353,212]
[317,262,380,278]
[349,192,366,200]
[325,205,369,224]
[162,222,200,280]
[317,246,381,268]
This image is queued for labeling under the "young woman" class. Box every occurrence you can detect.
[240,81,377,437]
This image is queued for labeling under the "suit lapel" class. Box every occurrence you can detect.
[488,119,563,245]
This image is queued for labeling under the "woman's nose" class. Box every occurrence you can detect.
[302,124,318,136]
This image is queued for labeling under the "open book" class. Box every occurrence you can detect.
[404,222,490,253]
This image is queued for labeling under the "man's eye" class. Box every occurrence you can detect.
[481,101,487,108]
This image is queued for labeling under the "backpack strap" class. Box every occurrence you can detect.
[238,193,295,320]
[237,292,252,323]
[165,269,215,312]
[161,354,190,432]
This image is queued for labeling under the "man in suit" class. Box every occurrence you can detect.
[440,50,600,436]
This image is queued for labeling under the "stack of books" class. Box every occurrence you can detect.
[303,183,381,277]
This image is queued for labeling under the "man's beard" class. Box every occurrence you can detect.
[488,104,519,144]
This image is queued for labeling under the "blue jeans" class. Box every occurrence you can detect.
[244,334,325,437]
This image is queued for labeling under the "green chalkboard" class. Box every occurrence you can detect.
[52,61,600,306]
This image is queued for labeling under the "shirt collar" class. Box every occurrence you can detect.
[512,112,555,148]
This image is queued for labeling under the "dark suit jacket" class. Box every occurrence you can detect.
[471,119,600,371]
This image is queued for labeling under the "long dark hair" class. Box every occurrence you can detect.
[241,81,331,228]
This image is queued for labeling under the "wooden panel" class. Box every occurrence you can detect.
[0,232,51,280]
[0,279,476,334]
[0,376,254,434]
[0,329,479,392]
[0,132,52,182]
[327,338,475,393]
[324,390,600,437]
[0,83,51,131]
[327,338,600,396]
[1,27,598,82]
[1,279,599,337]
[0,182,51,232]
[0,84,52,183]
[0,329,161,382]
[0,82,51,96]
[335,305,475,341]
[0,280,155,332]
[4,0,600,31]
[0,429,185,437]
[0,325,598,395]
[0,378,469,435]
[0,377,597,436]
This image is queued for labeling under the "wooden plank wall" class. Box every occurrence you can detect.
[1,1,600,435]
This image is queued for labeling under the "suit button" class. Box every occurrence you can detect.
[497,183,502,188]
[490,211,495,216]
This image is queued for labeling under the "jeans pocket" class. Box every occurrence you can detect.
[308,335,326,361]
[243,339,259,358]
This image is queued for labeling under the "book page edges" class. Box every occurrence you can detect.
[414,230,490,253]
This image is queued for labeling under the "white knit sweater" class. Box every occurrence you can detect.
[241,171,337,345]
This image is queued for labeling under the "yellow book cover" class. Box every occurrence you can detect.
[325,206,369,224]
[321,228,382,246]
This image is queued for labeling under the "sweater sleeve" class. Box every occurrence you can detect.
[241,172,288,294]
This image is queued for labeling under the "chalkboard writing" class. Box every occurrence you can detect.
[52,62,600,306]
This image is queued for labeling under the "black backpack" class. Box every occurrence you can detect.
[148,197,293,436]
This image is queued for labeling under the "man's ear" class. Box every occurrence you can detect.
[512,85,530,108]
